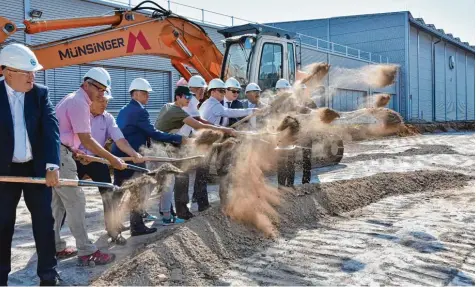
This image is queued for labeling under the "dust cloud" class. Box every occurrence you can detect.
[115,62,404,237]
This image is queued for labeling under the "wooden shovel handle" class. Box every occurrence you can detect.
[0,176,116,189]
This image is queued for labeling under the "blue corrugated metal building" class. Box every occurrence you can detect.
[269,12,475,122]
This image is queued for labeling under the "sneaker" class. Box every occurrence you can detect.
[77,250,115,267]
[56,247,77,259]
[162,216,185,226]
[143,213,158,222]
[174,217,186,224]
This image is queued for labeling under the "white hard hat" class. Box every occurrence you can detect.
[0,43,43,72]
[83,67,111,89]
[104,87,113,99]
[245,83,261,93]
[129,78,153,93]
[275,78,291,89]
[176,77,188,87]
[188,75,207,88]
[225,77,241,90]
[208,78,226,90]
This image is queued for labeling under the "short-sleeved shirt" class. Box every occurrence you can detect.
[78,111,124,155]
[154,103,191,133]
[55,87,92,150]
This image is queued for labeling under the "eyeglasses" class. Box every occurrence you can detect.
[87,80,107,93]
[5,69,36,77]
[184,94,193,100]
[215,89,226,94]
[227,89,240,94]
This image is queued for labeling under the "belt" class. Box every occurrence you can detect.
[11,160,33,165]
[60,143,76,156]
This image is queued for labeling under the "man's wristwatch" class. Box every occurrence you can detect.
[47,166,59,172]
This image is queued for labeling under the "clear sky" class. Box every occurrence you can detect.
[122,0,475,45]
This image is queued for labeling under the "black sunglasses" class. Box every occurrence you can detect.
[227,89,240,94]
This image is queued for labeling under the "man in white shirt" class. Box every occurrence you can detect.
[194,78,258,211]
[0,43,61,285]
[220,77,244,127]
[199,79,258,126]
[178,75,211,136]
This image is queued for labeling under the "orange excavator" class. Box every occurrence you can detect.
[0,1,306,90]
[0,1,344,166]
[0,1,223,82]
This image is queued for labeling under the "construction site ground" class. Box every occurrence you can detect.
[8,131,475,286]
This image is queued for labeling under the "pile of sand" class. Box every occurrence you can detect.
[408,122,475,134]
[93,170,473,286]
[342,144,460,163]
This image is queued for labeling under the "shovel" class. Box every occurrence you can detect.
[0,176,116,189]
[274,145,312,151]
[234,131,280,137]
[75,154,151,173]
[121,155,205,163]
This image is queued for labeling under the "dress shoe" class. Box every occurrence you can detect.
[131,226,157,237]
[40,277,62,286]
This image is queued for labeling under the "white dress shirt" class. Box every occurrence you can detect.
[199,97,252,126]
[220,98,234,127]
[178,96,200,136]
[241,100,258,129]
[5,82,58,170]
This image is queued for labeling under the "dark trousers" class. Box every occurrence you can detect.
[0,162,58,285]
[76,161,121,236]
[76,161,111,194]
[277,151,296,187]
[174,164,210,217]
[277,139,313,187]
[173,173,190,217]
[192,165,210,208]
[302,140,312,184]
[113,166,147,232]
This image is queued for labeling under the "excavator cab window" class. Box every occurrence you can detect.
[287,43,296,85]
[258,43,283,91]
[223,40,252,90]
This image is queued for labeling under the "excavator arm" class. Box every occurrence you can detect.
[0,1,223,82]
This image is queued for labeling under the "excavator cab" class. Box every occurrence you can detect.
[218,24,298,93]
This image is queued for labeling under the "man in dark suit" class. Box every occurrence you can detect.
[0,43,60,286]
[220,77,244,127]
[112,78,185,236]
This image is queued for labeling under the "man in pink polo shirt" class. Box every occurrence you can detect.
[54,67,127,266]
[74,88,142,246]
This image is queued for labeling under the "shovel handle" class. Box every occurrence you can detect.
[76,154,150,173]
[121,155,204,163]
[0,176,116,189]
[229,113,258,128]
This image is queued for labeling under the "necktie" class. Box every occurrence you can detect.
[13,91,27,160]
[220,102,232,126]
